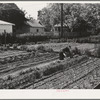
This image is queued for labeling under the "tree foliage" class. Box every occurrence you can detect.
[38,3,100,35]
[0,3,27,28]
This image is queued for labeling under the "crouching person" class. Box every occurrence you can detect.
[62,45,73,58]
[69,50,73,58]
[59,50,66,60]
[68,46,73,58]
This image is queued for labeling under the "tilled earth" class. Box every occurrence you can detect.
[27,57,100,89]
[0,43,98,89]
[0,52,59,78]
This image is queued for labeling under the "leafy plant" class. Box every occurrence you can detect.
[45,48,54,52]
[37,45,45,51]
[7,75,13,80]
[12,44,18,49]
[20,45,28,51]
[84,49,91,56]
[72,47,81,55]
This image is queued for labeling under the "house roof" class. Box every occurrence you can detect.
[54,23,68,27]
[26,20,44,28]
[0,20,15,25]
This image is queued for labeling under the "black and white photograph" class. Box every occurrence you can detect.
[0,1,100,90]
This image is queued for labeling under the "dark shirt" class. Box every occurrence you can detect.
[59,51,65,60]
[63,47,70,53]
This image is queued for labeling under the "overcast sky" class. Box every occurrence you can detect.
[16,3,47,20]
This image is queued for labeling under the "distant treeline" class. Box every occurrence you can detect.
[38,3,100,35]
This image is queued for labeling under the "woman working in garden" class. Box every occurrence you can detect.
[59,45,73,60]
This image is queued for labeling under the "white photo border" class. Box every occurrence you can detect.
[0,0,100,99]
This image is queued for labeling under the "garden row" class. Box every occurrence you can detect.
[0,55,88,89]
[33,57,99,89]
[0,45,54,65]
[0,52,58,78]
[27,42,94,53]
[0,52,33,64]
[67,61,100,89]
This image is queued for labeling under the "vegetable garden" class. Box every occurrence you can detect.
[0,42,100,89]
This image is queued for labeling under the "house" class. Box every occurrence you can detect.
[0,20,15,34]
[19,19,45,36]
[54,23,70,37]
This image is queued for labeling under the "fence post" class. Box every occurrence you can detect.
[61,3,63,38]
[4,30,6,47]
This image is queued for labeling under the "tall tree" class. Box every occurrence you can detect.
[38,3,100,36]
[0,3,27,29]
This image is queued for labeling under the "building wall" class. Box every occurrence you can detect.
[0,25,13,34]
[15,25,45,36]
[54,31,60,36]
[30,27,45,35]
